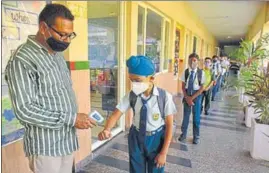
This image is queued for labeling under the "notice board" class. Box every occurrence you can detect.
[1,1,46,146]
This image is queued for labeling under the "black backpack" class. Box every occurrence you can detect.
[185,68,203,86]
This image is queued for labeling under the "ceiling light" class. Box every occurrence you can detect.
[227,36,231,39]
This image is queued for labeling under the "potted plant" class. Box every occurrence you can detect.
[245,72,269,161]
[227,34,269,127]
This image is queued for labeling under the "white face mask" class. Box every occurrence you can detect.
[190,62,198,70]
[205,62,211,68]
[131,82,149,95]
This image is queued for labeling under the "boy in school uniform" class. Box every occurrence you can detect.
[178,53,205,144]
[211,55,222,101]
[98,55,177,173]
[201,57,215,115]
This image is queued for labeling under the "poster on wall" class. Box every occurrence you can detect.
[1,1,46,146]
[174,30,180,76]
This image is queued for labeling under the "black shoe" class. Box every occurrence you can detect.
[178,135,186,142]
[205,111,209,115]
[193,138,200,145]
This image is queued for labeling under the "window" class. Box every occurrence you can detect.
[88,1,120,145]
[137,6,145,55]
[184,34,189,68]
[193,36,197,53]
[137,5,171,73]
[145,9,162,72]
[163,21,170,70]
[206,44,209,56]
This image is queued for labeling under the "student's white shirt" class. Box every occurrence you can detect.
[220,60,227,75]
[180,68,206,90]
[212,62,222,76]
[116,86,177,131]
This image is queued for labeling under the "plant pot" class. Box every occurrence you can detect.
[250,118,269,161]
[245,106,260,128]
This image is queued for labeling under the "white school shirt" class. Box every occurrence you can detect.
[220,60,227,75]
[180,68,206,90]
[116,86,177,131]
[212,62,222,76]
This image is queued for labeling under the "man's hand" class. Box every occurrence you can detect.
[98,129,112,141]
[75,113,97,129]
[213,81,217,86]
[185,96,194,106]
[155,153,167,168]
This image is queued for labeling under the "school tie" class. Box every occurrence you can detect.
[213,64,216,75]
[138,97,149,145]
[187,70,195,95]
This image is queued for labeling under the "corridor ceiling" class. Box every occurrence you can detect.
[187,1,264,44]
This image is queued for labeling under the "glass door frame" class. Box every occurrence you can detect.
[91,1,127,151]
[137,2,172,74]
[184,29,191,69]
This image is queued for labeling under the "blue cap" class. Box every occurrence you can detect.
[126,55,155,76]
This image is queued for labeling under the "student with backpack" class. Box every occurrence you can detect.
[211,55,222,101]
[178,53,205,144]
[98,55,177,173]
[201,57,216,115]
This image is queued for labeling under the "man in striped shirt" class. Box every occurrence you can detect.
[5,4,96,173]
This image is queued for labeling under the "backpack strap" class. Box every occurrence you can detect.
[129,91,137,115]
[184,69,189,83]
[129,87,167,120]
[185,68,203,86]
[157,87,167,120]
[210,69,216,81]
[197,68,203,86]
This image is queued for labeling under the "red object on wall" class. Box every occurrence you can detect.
[70,62,76,70]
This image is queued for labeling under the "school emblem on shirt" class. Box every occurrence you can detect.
[153,113,160,121]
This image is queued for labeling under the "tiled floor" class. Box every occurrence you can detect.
[76,89,269,173]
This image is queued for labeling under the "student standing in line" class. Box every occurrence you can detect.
[178,53,205,144]
[211,55,222,101]
[220,55,228,88]
[98,55,177,173]
[216,56,224,93]
[201,57,215,115]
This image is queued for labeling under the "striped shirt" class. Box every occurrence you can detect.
[5,35,79,157]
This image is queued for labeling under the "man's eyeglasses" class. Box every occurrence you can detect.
[49,25,77,40]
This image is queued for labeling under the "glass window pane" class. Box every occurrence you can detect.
[137,6,145,55]
[164,21,170,70]
[206,44,209,56]
[88,1,120,145]
[193,36,197,53]
[145,9,163,73]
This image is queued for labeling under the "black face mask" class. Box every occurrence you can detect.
[46,37,70,52]
[213,59,217,63]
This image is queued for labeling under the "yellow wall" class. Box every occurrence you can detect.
[247,2,269,40]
